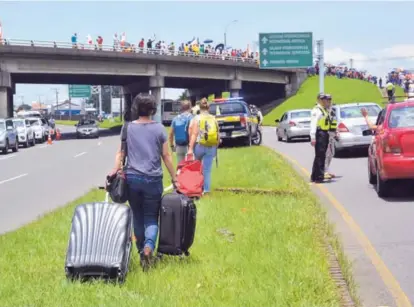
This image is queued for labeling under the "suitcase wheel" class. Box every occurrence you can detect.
[184,251,190,257]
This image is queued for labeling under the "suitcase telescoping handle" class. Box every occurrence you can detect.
[98,186,110,202]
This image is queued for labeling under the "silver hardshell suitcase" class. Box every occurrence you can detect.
[65,190,132,283]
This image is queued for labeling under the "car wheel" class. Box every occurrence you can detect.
[333,145,342,158]
[31,135,36,146]
[284,130,292,143]
[376,165,390,198]
[252,130,262,146]
[276,129,282,141]
[2,139,9,154]
[368,159,377,184]
[12,138,18,152]
[24,136,29,148]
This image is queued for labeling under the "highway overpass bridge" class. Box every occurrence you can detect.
[0,40,306,118]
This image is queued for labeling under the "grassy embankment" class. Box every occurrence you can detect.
[0,146,356,307]
[55,117,123,129]
[263,76,388,126]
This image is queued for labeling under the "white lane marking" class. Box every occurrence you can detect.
[0,173,28,185]
[0,154,16,161]
[74,151,87,158]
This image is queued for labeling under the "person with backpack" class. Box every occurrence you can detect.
[169,100,193,164]
[187,99,220,195]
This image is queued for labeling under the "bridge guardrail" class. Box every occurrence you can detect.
[0,39,260,65]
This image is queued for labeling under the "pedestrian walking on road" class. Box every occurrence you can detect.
[310,93,331,183]
[187,98,220,195]
[169,99,193,164]
[324,94,338,180]
[110,93,177,270]
[386,81,395,102]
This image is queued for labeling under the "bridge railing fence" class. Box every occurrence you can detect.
[0,38,259,65]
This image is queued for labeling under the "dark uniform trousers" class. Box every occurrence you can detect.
[311,129,329,182]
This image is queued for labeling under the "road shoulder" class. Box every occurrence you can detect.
[264,141,396,307]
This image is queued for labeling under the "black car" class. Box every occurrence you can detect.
[75,119,99,138]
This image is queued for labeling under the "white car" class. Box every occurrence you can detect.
[27,117,48,143]
[333,102,382,156]
[12,118,36,147]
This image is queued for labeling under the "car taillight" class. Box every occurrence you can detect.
[338,122,349,132]
[288,121,296,127]
[383,134,402,154]
[240,116,247,127]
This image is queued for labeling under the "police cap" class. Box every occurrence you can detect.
[325,94,332,100]
[317,93,326,99]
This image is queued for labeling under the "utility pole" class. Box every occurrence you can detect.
[224,20,238,48]
[316,40,325,94]
[350,58,354,69]
[51,88,59,112]
[18,95,24,106]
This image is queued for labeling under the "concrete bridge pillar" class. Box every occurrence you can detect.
[0,72,12,118]
[149,76,164,124]
[122,80,151,121]
[229,79,242,98]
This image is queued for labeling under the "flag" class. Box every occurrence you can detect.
[86,34,92,45]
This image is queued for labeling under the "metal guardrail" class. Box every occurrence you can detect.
[0,38,260,65]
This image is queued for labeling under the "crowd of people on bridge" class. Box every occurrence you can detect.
[70,33,259,63]
[306,62,379,85]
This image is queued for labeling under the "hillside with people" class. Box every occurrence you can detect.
[263,75,385,126]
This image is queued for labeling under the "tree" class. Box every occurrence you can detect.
[178,89,189,101]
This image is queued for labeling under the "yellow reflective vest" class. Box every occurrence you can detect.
[317,107,330,131]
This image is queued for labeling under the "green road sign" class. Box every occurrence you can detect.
[259,32,313,69]
[68,85,91,98]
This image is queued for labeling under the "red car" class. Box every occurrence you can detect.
[367,100,414,197]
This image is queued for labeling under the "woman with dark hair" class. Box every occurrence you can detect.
[110,93,176,270]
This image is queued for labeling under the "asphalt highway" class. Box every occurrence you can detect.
[0,125,120,234]
[263,126,414,307]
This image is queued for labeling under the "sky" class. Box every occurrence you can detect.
[1,0,414,106]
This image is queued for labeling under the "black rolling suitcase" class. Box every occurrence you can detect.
[65,190,133,283]
[157,191,197,257]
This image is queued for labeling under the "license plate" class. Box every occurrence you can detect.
[220,132,227,137]
[222,125,235,129]
[85,131,90,135]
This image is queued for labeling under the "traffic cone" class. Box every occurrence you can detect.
[55,129,61,141]
[47,134,52,145]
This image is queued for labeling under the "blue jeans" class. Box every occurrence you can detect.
[194,144,217,193]
[126,173,163,253]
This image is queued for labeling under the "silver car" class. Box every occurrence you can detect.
[276,109,312,142]
[334,102,382,156]
[0,118,19,154]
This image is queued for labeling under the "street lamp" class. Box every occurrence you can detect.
[224,19,238,48]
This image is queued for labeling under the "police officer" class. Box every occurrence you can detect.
[310,93,330,183]
[324,94,337,180]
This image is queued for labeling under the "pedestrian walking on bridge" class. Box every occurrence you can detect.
[310,93,331,183]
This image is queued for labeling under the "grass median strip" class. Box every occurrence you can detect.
[0,146,348,307]
[55,118,123,129]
